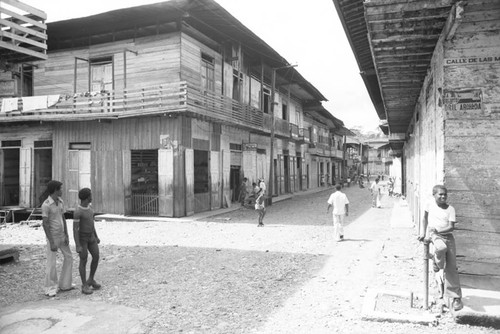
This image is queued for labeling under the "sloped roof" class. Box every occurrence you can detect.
[47,0,327,102]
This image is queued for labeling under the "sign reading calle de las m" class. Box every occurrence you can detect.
[444,56,500,66]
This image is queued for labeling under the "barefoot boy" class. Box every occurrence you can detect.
[73,188,101,295]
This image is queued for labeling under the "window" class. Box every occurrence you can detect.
[282,102,288,120]
[232,69,243,101]
[21,65,34,96]
[201,53,215,92]
[90,56,113,91]
[262,87,270,114]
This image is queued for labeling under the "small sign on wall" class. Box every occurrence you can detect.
[243,143,257,151]
[443,89,482,112]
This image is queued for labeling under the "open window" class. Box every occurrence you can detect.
[201,53,215,92]
[90,56,113,92]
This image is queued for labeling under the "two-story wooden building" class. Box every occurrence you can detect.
[0,0,349,218]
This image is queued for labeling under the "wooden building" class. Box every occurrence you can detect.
[334,0,500,289]
[0,0,349,218]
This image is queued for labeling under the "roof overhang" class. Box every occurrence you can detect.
[332,0,456,134]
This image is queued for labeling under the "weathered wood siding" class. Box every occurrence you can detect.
[52,116,184,214]
[442,0,500,281]
[33,33,181,95]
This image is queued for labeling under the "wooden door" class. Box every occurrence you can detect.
[210,151,220,210]
[222,150,230,207]
[185,148,194,216]
[19,148,32,208]
[158,149,174,217]
[122,150,132,215]
[68,150,80,209]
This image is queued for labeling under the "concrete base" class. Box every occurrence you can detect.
[0,300,151,334]
[454,288,500,329]
[362,289,437,325]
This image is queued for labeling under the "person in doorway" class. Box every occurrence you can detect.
[370,178,382,208]
[41,180,74,297]
[255,180,266,227]
[73,188,101,295]
[418,185,463,311]
[326,184,349,242]
[238,177,248,206]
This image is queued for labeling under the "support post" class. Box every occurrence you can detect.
[423,239,430,310]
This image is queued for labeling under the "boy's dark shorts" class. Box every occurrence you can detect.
[79,232,98,254]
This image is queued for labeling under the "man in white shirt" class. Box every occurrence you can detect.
[418,185,463,311]
[326,184,349,242]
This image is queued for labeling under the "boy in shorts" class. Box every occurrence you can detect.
[73,188,101,295]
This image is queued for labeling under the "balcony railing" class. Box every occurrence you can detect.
[0,0,48,62]
[0,81,322,144]
[263,114,290,138]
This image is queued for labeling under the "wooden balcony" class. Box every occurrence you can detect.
[0,82,272,135]
[263,114,290,138]
[0,0,47,62]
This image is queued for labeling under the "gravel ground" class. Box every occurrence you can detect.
[0,186,498,333]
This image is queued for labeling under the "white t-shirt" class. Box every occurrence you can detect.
[425,200,456,235]
[327,191,349,215]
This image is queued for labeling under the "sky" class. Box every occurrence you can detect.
[20,0,381,132]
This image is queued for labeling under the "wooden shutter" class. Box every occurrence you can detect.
[19,148,32,207]
[122,150,132,215]
[158,149,174,217]
[222,149,230,208]
[185,148,194,216]
[79,150,91,189]
[67,150,80,209]
[210,151,220,210]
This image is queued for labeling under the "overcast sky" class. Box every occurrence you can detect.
[21,0,380,131]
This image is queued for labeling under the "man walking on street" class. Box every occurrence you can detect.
[327,184,349,242]
[418,185,463,311]
[41,180,74,297]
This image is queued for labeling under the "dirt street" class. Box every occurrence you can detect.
[0,186,497,333]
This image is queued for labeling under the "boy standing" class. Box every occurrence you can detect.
[73,188,101,295]
[326,184,349,242]
[42,180,74,297]
[418,185,463,311]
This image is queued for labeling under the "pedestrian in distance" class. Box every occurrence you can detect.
[255,178,266,227]
[370,178,382,208]
[73,188,102,295]
[418,185,463,311]
[41,180,74,297]
[238,177,248,206]
[326,184,349,242]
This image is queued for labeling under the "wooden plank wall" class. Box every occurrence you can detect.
[33,33,181,95]
[52,116,183,214]
[441,0,500,280]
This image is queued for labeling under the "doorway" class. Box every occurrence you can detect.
[0,147,20,206]
[230,166,241,203]
[34,141,52,206]
[131,150,158,216]
[284,155,290,193]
